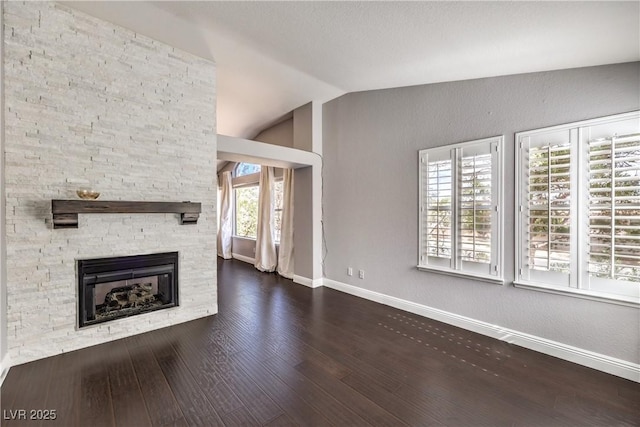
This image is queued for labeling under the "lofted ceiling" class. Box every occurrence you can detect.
[64,1,639,139]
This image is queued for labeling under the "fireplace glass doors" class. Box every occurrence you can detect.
[77,252,178,328]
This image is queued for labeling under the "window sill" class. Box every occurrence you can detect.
[513,281,639,308]
[417,265,504,285]
[231,236,281,246]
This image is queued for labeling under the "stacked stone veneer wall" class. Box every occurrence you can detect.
[3,2,217,364]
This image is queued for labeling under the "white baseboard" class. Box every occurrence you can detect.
[0,353,11,387]
[293,275,323,288]
[232,253,255,265]
[323,278,640,383]
[231,255,321,289]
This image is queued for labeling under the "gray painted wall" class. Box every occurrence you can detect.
[294,103,313,152]
[232,236,257,260]
[293,166,313,279]
[254,118,293,148]
[322,62,640,363]
[292,103,315,279]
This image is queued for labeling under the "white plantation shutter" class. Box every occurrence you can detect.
[459,153,492,264]
[516,111,640,304]
[419,136,503,280]
[588,133,640,296]
[426,159,453,260]
[420,149,453,269]
[527,144,572,274]
[517,128,574,287]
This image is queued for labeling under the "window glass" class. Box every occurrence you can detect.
[234,186,259,238]
[235,163,261,177]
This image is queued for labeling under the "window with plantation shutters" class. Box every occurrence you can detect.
[516,111,640,305]
[419,136,504,282]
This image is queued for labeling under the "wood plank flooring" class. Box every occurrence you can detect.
[1,258,639,426]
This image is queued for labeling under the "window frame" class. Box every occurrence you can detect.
[233,183,259,240]
[418,135,505,284]
[232,163,262,240]
[514,110,640,307]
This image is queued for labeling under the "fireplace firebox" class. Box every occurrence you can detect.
[77,252,178,328]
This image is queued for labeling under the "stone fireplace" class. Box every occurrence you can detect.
[78,252,179,328]
[3,2,217,365]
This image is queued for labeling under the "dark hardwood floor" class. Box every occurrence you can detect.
[2,258,639,426]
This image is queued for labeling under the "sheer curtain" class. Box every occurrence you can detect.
[277,169,294,278]
[217,171,233,259]
[255,166,277,272]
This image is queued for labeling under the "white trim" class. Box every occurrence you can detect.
[218,134,320,170]
[232,253,256,265]
[417,265,504,285]
[514,281,639,308]
[323,278,640,383]
[517,110,639,136]
[0,354,10,387]
[293,275,323,288]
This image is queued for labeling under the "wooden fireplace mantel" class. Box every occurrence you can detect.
[51,200,201,229]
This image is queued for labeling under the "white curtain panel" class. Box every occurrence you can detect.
[277,169,295,279]
[216,171,233,259]
[255,166,277,272]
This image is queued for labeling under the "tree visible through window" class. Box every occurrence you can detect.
[235,186,259,238]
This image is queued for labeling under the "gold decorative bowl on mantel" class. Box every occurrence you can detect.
[76,189,100,200]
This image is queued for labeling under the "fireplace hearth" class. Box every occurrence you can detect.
[78,252,179,328]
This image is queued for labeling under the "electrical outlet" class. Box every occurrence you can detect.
[358,270,365,279]
[347,267,353,276]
